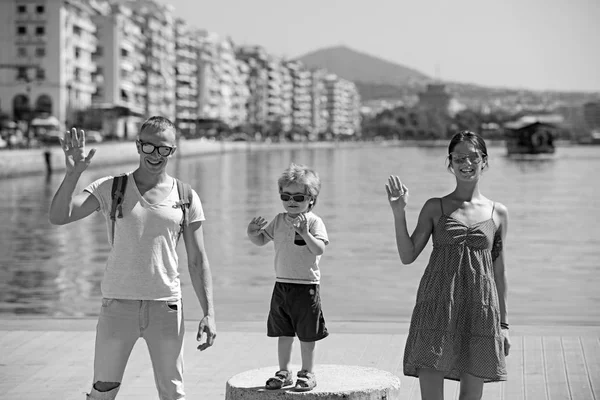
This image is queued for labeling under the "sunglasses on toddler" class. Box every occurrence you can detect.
[280,193,311,202]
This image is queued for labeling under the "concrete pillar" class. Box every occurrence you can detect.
[225,364,401,399]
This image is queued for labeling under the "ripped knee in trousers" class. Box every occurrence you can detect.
[86,381,121,400]
[94,381,120,392]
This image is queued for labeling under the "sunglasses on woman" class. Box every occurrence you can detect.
[450,152,483,164]
[137,140,176,157]
[280,193,310,202]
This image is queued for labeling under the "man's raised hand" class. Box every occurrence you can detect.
[58,128,96,175]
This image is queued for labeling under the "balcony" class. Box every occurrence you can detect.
[71,14,96,34]
[177,74,195,85]
[120,39,135,53]
[73,80,97,94]
[120,80,136,93]
[75,37,97,53]
[177,111,198,120]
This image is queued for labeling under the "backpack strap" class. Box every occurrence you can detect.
[109,174,128,246]
[175,178,193,241]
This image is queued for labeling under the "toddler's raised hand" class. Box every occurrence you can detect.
[247,216,268,236]
[292,213,308,236]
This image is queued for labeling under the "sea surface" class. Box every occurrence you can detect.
[1,143,599,326]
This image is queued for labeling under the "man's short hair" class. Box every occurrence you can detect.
[139,116,176,137]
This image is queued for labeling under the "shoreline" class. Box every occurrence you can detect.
[0,138,574,180]
[0,139,366,179]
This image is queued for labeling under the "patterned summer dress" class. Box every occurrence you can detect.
[403,199,506,382]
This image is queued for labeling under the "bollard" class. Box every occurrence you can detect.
[225,364,401,399]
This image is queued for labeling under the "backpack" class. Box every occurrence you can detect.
[109,174,193,245]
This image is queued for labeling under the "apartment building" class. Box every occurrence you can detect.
[231,59,250,128]
[264,57,284,125]
[90,2,145,137]
[286,60,313,132]
[0,0,98,128]
[235,46,269,127]
[324,74,361,136]
[310,68,329,135]
[196,31,248,126]
[280,63,293,132]
[174,18,199,136]
[120,0,177,121]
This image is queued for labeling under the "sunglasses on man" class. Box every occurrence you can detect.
[137,140,176,157]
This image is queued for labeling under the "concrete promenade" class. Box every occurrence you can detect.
[1,318,599,400]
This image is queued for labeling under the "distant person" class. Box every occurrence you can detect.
[385,130,510,400]
[48,116,216,400]
[246,163,329,392]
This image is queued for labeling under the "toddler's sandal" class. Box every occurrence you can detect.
[265,370,293,390]
[294,370,317,392]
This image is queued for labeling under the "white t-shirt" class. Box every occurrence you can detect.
[85,172,205,300]
[262,212,329,284]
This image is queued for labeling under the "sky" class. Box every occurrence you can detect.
[160,0,600,92]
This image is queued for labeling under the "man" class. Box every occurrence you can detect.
[49,116,216,400]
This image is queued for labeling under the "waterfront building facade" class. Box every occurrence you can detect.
[0,0,98,128]
[323,74,361,136]
[0,0,362,141]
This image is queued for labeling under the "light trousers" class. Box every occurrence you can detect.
[89,298,185,400]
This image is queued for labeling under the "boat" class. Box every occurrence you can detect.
[503,120,556,157]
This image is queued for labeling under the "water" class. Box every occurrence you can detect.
[1,144,599,326]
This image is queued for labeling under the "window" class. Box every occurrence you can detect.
[36,5,45,14]
[17,67,28,80]
[36,68,45,80]
[35,26,45,35]
[35,47,45,57]
[17,26,27,35]
[17,5,26,13]
[75,47,81,59]
[18,47,27,57]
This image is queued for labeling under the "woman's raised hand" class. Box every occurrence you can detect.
[386,175,409,211]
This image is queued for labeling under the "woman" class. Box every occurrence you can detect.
[386,131,511,400]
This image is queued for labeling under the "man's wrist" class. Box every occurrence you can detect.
[65,170,83,181]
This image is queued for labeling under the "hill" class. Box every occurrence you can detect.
[297,45,429,87]
[296,45,599,106]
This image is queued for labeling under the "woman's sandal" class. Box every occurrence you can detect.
[294,370,317,392]
[265,370,293,390]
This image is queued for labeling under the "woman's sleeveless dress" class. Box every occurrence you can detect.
[403,200,507,382]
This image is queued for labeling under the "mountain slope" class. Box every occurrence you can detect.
[297,45,429,87]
